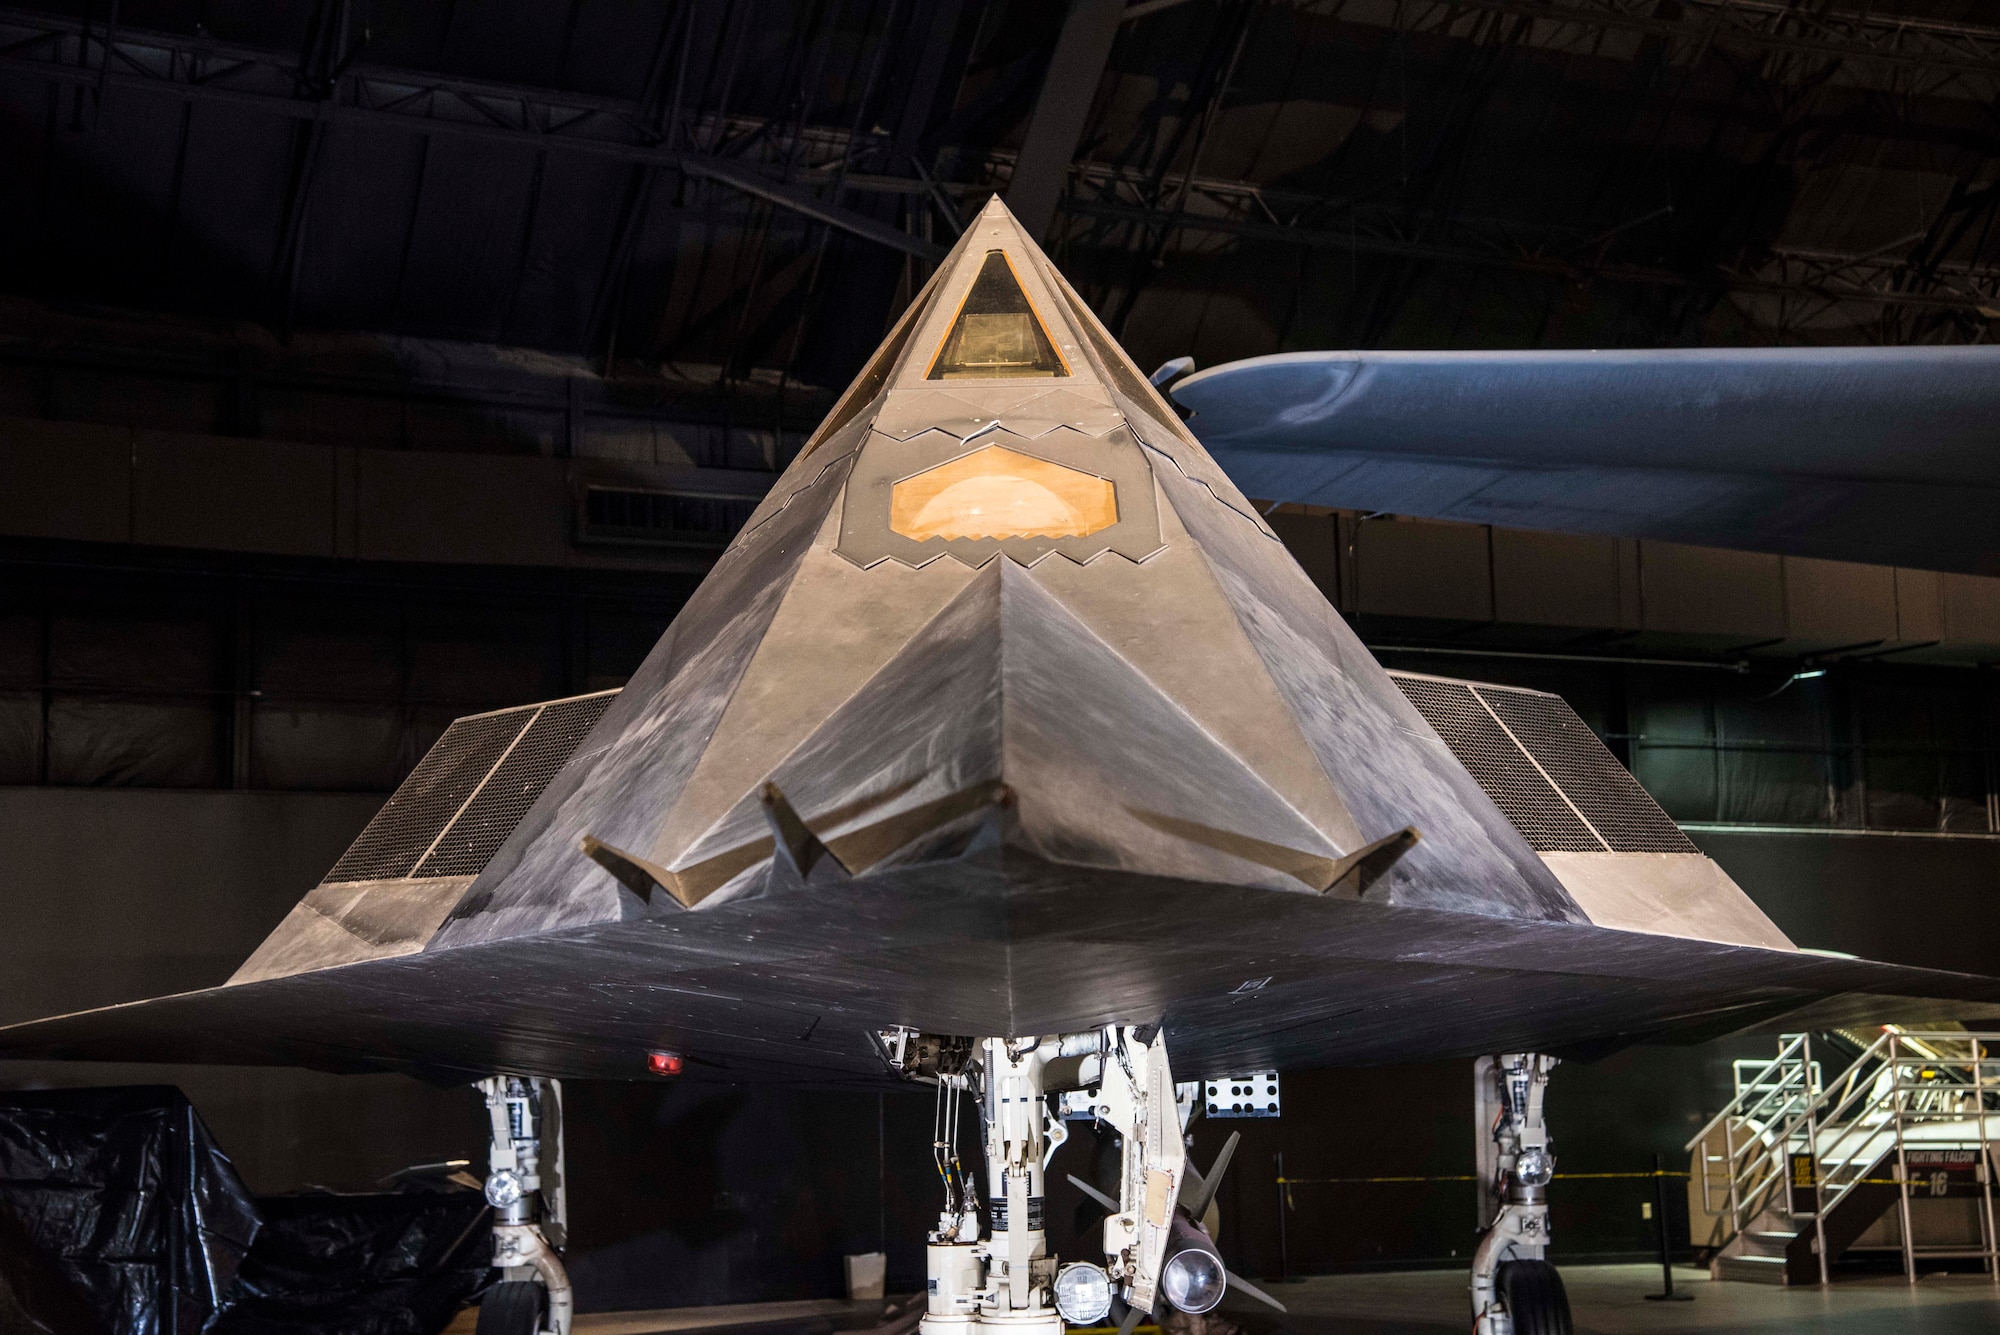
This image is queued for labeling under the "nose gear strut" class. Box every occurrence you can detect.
[1472,1054,1571,1335]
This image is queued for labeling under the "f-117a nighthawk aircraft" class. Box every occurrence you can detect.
[5,199,2000,1335]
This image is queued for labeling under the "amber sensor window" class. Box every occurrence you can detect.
[890,445,1116,542]
[926,251,1068,380]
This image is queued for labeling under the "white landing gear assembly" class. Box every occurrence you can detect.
[877,1026,1284,1335]
[476,1075,574,1335]
[1472,1054,1570,1335]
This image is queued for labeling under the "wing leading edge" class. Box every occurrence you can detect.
[9,667,1995,1084]
[1171,346,2000,576]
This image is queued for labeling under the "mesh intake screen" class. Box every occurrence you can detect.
[415,691,617,877]
[1390,674,1605,853]
[323,708,535,883]
[1473,685,1697,853]
[322,690,617,884]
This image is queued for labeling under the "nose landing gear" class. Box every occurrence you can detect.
[476,1076,573,1335]
[1472,1054,1570,1335]
[881,1025,1280,1335]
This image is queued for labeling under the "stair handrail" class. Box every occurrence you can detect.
[1688,1030,1897,1257]
[1698,1029,2000,1266]
[1809,1029,1895,1138]
[1798,1030,1899,1223]
[1718,1080,1814,1206]
[1686,1032,1819,1231]
[1686,1032,1813,1156]
[1809,1030,2000,1253]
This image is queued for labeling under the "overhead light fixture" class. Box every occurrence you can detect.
[1754,666,1830,701]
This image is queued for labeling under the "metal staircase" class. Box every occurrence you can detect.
[1687,1029,2000,1285]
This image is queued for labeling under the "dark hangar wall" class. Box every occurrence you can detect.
[1,0,1999,1308]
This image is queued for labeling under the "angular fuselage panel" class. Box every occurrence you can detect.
[433,200,1580,966]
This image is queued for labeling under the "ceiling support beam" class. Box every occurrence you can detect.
[1059,197,2000,316]
[268,0,356,339]
[0,14,946,263]
[1414,0,2000,82]
[1004,0,1126,240]
[683,156,941,259]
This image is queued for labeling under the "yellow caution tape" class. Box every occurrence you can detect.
[1276,1170,1690,1185]
[1278,1174,1476,1183]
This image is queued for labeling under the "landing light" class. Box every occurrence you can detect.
[483,1168,524,1209]
[1054,1262,1113,1323]
[1514,1147,1554,1187]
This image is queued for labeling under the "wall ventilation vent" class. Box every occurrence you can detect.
[578,485,759,548]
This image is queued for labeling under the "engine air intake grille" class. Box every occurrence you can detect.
[323,709,534,883]
[414,691,618,877]
[323,689,619,884]
[1392,675,1601,852]
[1390,671,1695,855]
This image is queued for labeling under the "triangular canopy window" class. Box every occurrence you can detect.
[927,250,1069,380]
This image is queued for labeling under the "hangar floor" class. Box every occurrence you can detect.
[451,1268,2000,1335]
[441,1298,890,1335]
[1263,1265,2000,1333]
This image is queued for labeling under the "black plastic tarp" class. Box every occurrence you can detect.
[210,1190,491,1335]
[0,1087,490,1335]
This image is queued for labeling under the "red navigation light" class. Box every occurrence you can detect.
[647,1050,685,1076]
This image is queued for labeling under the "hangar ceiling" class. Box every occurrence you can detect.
[1,0,1997,414]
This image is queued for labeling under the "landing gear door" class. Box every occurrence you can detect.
[1473,1055,1500,1232]
[1099,1027,1181,1316]
[541,1079,567,1250]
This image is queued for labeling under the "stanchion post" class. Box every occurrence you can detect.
[1275,1150,1290,1282]
[1645,1152,1692,1301]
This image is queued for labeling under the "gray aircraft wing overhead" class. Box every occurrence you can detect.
[1169,347,2000,576]
[5,202,2000,1089]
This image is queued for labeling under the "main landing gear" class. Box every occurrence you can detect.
[1472,1054,1571,1335]
[476,1076,574,1335]
[876,1026,1284,1335]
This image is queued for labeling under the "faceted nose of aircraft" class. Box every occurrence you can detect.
[643,552,1365,907]
[436,197,1576,939]
[562,200,1372,909]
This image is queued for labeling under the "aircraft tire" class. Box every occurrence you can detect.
[1498,1260,1571,1335]
[475,1280,545,1335]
